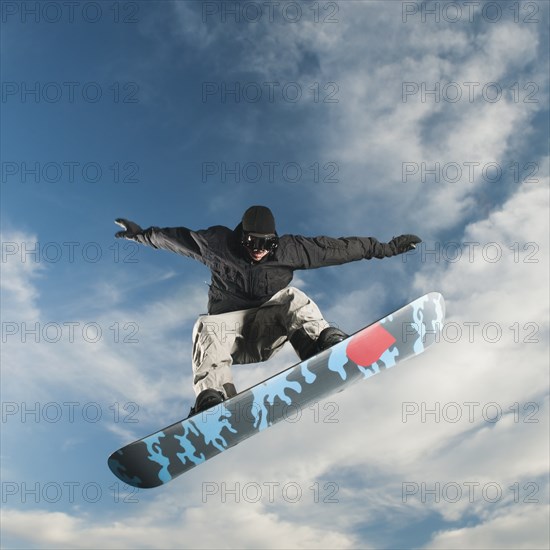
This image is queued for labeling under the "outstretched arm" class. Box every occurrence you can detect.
[114,218,203,260]
[280,233,421,269]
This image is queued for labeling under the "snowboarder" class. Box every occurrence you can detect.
[114,206,420,416]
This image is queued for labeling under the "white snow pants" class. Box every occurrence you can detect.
[191,287,330,398]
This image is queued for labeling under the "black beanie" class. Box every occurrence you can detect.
[241,206,276,235]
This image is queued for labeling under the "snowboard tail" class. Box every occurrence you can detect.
[108,292,445,488]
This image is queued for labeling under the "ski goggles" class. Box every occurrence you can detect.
[242,232,279,252]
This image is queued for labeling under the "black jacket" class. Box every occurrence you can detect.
[134,224,399,314]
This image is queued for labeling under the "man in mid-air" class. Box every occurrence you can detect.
[115,206,420,416]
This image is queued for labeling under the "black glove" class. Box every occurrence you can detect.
[388,234,422,255]
[114,218,143,239]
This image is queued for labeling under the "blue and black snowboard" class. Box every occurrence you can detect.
[108,292,445,488]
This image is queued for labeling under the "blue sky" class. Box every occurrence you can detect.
[1,1,549,548]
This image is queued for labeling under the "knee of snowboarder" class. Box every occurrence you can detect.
[285,286,310,305]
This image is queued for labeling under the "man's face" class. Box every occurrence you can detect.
[242,232,277,262]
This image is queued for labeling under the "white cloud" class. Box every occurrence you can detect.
[412,172,549,316]
[305,6,546,235]
[0,503,359,549]
[170,1,343,78]
[424,505,550,550]
[1,230,44,320]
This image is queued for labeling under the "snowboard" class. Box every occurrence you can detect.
[108,292,445,489]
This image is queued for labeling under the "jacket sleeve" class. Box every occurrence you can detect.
[280,234,396,269]
[132,226,206,262]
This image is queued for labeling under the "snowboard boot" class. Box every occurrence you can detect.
[315,326,349,353]
[188,388,225,418]
[290,327,349,361]
[289,329,318,360]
